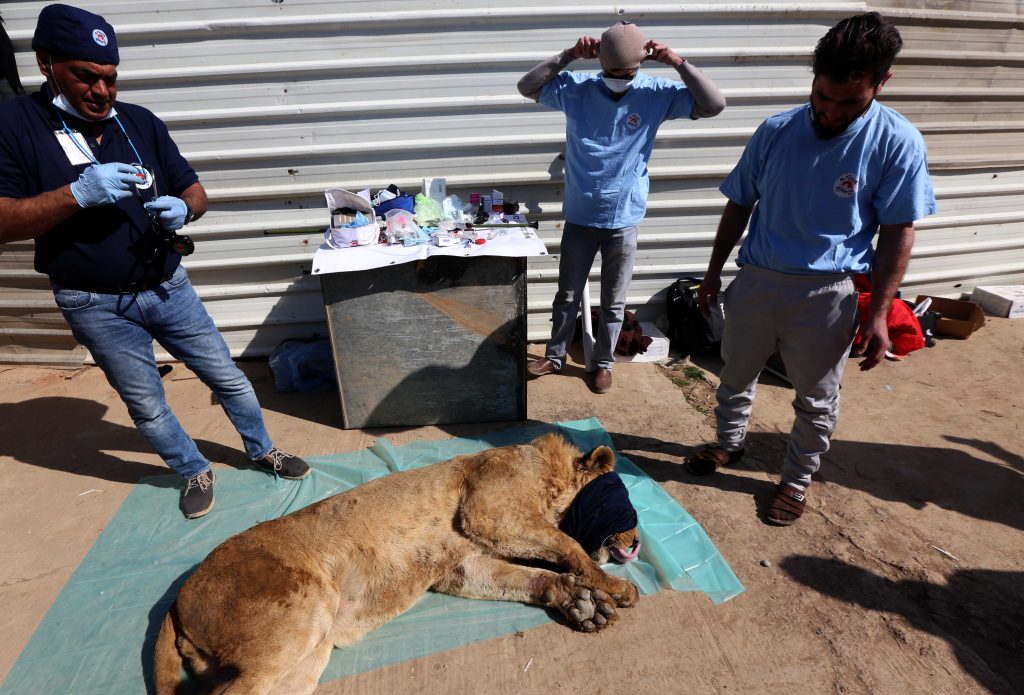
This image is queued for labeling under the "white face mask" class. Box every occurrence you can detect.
[602,76,634,93]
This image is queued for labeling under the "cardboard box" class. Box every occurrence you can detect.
[616,322,670,363]
[915,295,985,339]
[970,285,1024,319]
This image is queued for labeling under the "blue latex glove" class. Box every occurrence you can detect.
[144,196,189,231]
[69,162,143,208]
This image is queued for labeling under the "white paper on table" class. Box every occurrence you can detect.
[311,228,548,275]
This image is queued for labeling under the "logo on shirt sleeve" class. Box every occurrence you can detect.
[92,29,109,46]
[626,113,641,129]
[833,173,859,198]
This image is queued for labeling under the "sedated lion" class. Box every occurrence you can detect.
[153,433,640,694]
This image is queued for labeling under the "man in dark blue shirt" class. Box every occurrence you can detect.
[0,4,311,519]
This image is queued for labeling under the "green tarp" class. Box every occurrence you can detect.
[1,418,743,694]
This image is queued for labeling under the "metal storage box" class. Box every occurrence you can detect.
[320,256,527,428]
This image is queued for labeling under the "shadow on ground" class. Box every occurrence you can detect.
[609,428,1024,534]
[237,360,343,429]
[781,556,1024,695]
[0,396,259,485]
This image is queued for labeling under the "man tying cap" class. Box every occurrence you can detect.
[518,22,725,394]
[0,4,312,519]
[598,20,648,74]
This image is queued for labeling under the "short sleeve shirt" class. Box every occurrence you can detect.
[539,71,694,229]
[719,101,937,274]
[0,87,199,288]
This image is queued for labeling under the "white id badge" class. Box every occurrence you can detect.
[54,130,94,166]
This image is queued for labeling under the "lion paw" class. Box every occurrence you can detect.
[550,577,620,632]
[604,577,639,608]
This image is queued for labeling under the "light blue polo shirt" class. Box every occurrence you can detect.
[539,71,694,229]
[720,101,937,274]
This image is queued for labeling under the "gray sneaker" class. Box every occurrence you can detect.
[180,469,215,519]
[254,448,311,480]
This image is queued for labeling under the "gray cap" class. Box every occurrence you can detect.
[599,21,646,71]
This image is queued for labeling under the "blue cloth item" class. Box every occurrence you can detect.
[68,162,139,207]
[0,87,199,289]
[50,265,274,480]
[538,71,694,228]
[372,193,415,217]
[143,195,188,231]
[720,101,937,275]
[559,472,638,554]
[32,3,120,65]
[401,223,430,246]
[0,418,743,695]
[544,222,638,370]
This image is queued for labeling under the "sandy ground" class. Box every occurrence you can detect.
[0,318,1022,694]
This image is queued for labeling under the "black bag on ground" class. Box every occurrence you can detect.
[666,277,719,357]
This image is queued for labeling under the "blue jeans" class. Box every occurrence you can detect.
[52,265,274,480]
[544,222,639,370]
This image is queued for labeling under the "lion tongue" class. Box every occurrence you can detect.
[610,542,641,563]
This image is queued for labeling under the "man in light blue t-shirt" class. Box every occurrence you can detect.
[687,13,937,525]
[518,21,725,393]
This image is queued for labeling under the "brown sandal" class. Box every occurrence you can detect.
[684,444,745,476]
[766,483,807,526]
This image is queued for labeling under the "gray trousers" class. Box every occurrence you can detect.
[715,265,860,490]
[544,222,639,370]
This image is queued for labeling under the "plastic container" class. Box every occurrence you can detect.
[385,208,421,243]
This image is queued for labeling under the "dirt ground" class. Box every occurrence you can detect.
[1,317,1022,694]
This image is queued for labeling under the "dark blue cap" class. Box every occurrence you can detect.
[559,472,638,555]
[32,4,119,65]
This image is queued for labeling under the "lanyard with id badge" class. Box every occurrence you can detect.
[54,110,194,257]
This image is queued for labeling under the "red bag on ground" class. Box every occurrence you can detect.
[852,275,925,358]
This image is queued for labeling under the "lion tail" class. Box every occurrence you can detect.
[152,606,183,695]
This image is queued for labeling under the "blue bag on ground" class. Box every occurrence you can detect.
[268,339,336,392]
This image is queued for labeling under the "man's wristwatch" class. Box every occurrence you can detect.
[182,201,196,226]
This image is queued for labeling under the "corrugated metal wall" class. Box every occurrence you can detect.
[2,1,1022,366]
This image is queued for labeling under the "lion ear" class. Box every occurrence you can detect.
[578,445,616,473]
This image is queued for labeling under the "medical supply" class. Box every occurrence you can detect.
[437,218,465,236]
[385,208,423,244]
[422,177,446,202]
[325,211,379,248]
[491,189,504,214]
[482,194,492,214]
[442,194,464,222]
[414,193,444,226]
[324,188,379,247]
[372,188,396,206]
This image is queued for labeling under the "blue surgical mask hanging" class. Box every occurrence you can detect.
[602,76,634,93]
